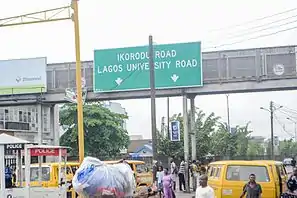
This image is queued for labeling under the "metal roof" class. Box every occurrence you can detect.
[0,133,30,145]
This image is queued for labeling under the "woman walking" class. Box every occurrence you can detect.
[162,168,175,198]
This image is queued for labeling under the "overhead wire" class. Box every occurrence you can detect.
[281,106,297,115]
[104,8,297,85]
[205,13,297,46]
[274,103,297,121]
[221,18,297,41]
[202,7,297,50]
[274,113,295,138]
[203,25,297,50]
[207,7,297,32]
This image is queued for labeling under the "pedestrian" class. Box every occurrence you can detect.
[191,160,198,191]
[156,165,164,194]
[240,173,262,198]
[200,166,207,175]
[162,168,175,198]
[292,158,296,167]
[170,158,178,191]
[153,160,158,183]
[5,165,12,188]
[195,174,215,198]
[287,168,297,193]
[178,158,186,191]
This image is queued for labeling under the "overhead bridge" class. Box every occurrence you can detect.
[0,45,297,106]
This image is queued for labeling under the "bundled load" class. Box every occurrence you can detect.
[72,157,136,198]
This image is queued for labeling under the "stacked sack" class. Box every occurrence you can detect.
[72,157,136,198]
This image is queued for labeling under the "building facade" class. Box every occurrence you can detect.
[0,105,60,145]
[103,101,127,130]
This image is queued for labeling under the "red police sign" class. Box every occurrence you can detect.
[30,148,67,156]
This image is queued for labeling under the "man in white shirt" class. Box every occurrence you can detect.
[195,175,215,198]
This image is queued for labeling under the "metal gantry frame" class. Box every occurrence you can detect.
[0,0,85,164]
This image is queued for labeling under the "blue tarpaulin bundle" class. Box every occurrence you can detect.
[72,157,136,198]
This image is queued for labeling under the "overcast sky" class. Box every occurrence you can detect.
[1,0,297,140]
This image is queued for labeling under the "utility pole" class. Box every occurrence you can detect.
[226,94,231,132]
[269,101,274,160]
[260,101,282,160]
[149,35,157,159]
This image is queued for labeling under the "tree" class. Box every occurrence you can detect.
[233,123,252,157]
[59,103,129,159]
[210,122,252,158]
[157,108,252,160]
[157,108,220,159]
[279,139,297,158]
[157,113,184,159]
[247,141,265,156]
[195,110,220,157]
[210,123,232,156]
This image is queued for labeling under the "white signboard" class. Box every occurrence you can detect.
[0,57,47,95]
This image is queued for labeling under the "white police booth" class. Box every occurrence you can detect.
[0,134,69,198]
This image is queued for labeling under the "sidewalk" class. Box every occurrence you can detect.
[175,191,195,198]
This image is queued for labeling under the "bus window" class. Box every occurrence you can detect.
[226,165,270,182]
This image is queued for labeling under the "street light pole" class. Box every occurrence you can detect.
[269,101,274,160]
[226,94,231,132]
[260,101,282,160]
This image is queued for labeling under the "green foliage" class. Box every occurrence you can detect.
[211,123,252,157]
[247,141,265,156]
[59,103,129,158]
[279,139,297,157]
[195,110,220,157]
[157,113,184,158]
[157,108,254,159]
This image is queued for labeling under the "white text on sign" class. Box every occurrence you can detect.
[97,50,198,74]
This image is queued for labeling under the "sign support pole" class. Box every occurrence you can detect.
[72,0,85,164]
[190,96,196,160]
[149,35,158,159]
[167,97,170,139]
[183,95,190,193]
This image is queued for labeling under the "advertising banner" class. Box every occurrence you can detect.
[0,57,47,95]
[170,121,180,142]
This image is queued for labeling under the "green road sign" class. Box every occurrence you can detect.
[93,41,202,92]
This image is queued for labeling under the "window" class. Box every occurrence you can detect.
[209,166,217,177]
[6,122,29,130]
[207,166,213,176]
[215,166,222,178]
[28,112,31,122]
[277,165,285,177]
[0,112,4,120]
[22,167,51,181]
[19,111,23,122]
[5,109,9,120]
[226,165,270,182]
[24,112,27,122]
[61,166,72,175]
[136,164,147,173]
